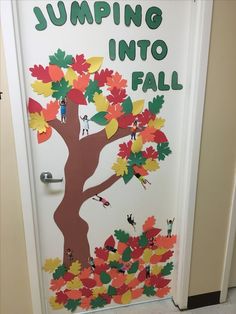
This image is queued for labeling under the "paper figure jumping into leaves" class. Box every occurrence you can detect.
[167,218,175,237]
[127,213,136,230]
[28,48,172,268]
[92,194,111,208]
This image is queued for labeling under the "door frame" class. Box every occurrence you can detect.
[1,0,213,313]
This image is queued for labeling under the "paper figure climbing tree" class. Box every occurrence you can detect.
[28,48,172,268]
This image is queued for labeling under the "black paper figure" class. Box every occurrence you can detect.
[167,218,175,237]
[127,214,136,230]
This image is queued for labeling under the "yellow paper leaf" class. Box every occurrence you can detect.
[156,247,168,255]
[112,158,128,176]
[65,67,78,85]
[43,258,61,273]
[131,136,143,153]
[49,296,64,310]
[152,264,162,275]
[69,261,81,275]
[66,277,83,290]
[142,248,153,263]
[86,57,104,74]
[121,290,132,304]
[148,117,165,129]
[31,80,53,97]
[132,99,144,115]
[143,158,160,171]
[29,112,49,133]
[125,274,135,285]
[93,92,109,112]
[105,118,118,139]
[92,286,106,298]
[108,251,120,262]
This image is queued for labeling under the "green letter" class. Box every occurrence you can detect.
[113,2,120,25]
[94,1,111,24]
[158,72,170,91]
[46,1,67,26]
[146,7,162,29]
[137,40,151,60]
[70,1,93,25]
[125,5,142,27]
[34,7,47,31]
[171,71,183,90]
[132,72,144,91]
[119,40,135,61]
[151,40,168,60]
[143,72,157,92]
[109,39,116,61]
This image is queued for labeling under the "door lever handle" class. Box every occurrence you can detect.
[40,172,63,183]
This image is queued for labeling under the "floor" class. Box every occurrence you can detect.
[92,288,236,314]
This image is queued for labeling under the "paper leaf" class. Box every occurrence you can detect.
[132,99,144,115]
[72,54,89,74]
[146,228,161,239]
[65,67,78,85]
[143,216,156,232]
[152,265,162,275]
[91,296,107,309]
[66,277,83,290]
[154,130,168,144]
[64,299,81,312]
[155,235,177,249]
[142,146,158,159]
[160,250,174,262]
[93,92,109,112]
[128,152,146,167]
[79,267,91,279]
[112,158,128,176]
[133,165,148,177]
[105,103,124,121]
[81,278,97,289]
[156,247,168,255]
[156,286,171,298]
[117,242,128,254]
[67,88,87,105]
[28,97,42,113]
[49,49,73,68]
[139,233,149,247]
[31,81,53,97]
[52,78,72,100]
[107,285,117,296]
[114,230,129,243]
[118,141,132,158]
[121,290,132,304]
[69,261,81,275]
[29,112,48,133]
[73,73,90,92]
[148,117,165,129]
[91,112,108,125]
[143,158,160,171]
[142,248,153,263]
[132,288,143,299]
[65,290,82,300]
[107,72,127,91]
[37,127,52,143]
[131,247,144,259]
[42,100,59,121]
[122,97,133,114]
[49,296,64,310]
[105,118,118,139]
[131,136,143,153]
[50,277,66,292]
[94,68,113,87]
[123,166,134,184]
[104,235,115,248]
[127,261,139,274]
[140,127,156,143]
[48,64,64,82]
[94,247,109,260]
[92,286,106,298]
[100,271,111,284]
[43,258,61,273]
[148,95,164,114]
[143,285,156,297]
[161,262,174,276]
[155,278,171,289]
[29,65,51,83]
[157,142,172,160]
[80,297,92,310]
[118,113,135,128]
[108,252,120,262]
[127,278,140,289]
[107,87,127,106]
[109,261,123,269]
[87,57,103,74]
[122,247,132,262]
[85,80,102,102]
[137,109,155,127]
[53,265,67,280]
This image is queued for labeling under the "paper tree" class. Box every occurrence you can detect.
[28,49,172,268]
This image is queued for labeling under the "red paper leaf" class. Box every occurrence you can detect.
[42,100,59,121]
[154,130,168,143]
[117,284,129,295]
[73,73,90,92]
[112,274,126,288]
[100,293,112,304]
[63,272,75,281]
[56,291,68,304]
[143,216,156,232]
[80,287,92,297]
[28,97,42,113]
[29,65,51,83]
[81,278,97,289]
[150,254,162,264]
[128,278,140,289]
[104,235,115,248]
[137,109,155,126]
[118,141,132,158]
[132,288,143,299]
[72,54,89,74]
[65,290,82,300]
[118,114,135,128]
[142,146,158,159]
[94,264,109,274]
[94,68,113,87]
[131,247,144,259]
[95,247,109,261]
[80,296,92,310]
[107,88,127,105]
[156,286,171,298]
[105,103,124,120]
[50,278,66,291]
[37,127,52,144]
[127,236,139,249]
[160,250,174,262]
[48,64,64,82]
[67,88,87,105]
[146,228,161,239]
[137,269,146,282]
[113,295,122,304]
[155,277,171,288]
[79,268,91,279]
[106,72,127,91]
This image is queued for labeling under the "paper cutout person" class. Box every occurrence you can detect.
[134,173,151,190]
[65,248,74,262]
[167,218,175,237]
[127,214,136,231]
[60,97,67,123]
[145,265,151,278]
[88,257,95,271]
[80,115,90,136]
[92,194,111,208]
[131,120,139,140]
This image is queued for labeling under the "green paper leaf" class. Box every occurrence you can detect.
[91,112,108,125]
[64,299,81,312]
[128,261,139,274]
[109,261,123,269]
[128,152,146,167]
[107,285,117,296]
[148,95,164,114]
[53,265,67,279]
[52,78,71,99]
[91,296,107,309]
[123,166,134,184]
[143,285,156,297]
[49,49,73,68]
[161,262,174,276]
[122,247,132,262]
[122,97,133,114]
[100,271,111,284]
[114,229,130,243]
[157,142,172,161]
[139,233,149,247]
[85,80,102,102]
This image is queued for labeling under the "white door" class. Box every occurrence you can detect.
[1,1,213,313]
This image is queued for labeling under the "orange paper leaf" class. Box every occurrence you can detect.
[42,100,59,121]
[79,267,91,279]
[50,278,66,291]
[133,165,148,177]
[155,235,177,249]
[156,286,171,298]
[73,73,90,92]
[132,288,143,299]
[112,274,125,288]
[140,127,156,143]
[143,216,156,232]
[37,127,52,143]
[48,64,64,82]
[65,290,82,300]
[117,242,127,255]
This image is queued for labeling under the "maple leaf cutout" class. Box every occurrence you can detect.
[42,101,59,121]
[29,112,49,133]
[43,258,61,273]
[49,296,64,310]
[105,103,124,120]
[118,141,132,158]
[140,127,156,143]
[94,68,113,87]
[137,109,155,127]
[143,216,156,232]
[29,65,51,83]
[50,278,66,291]
[73,73,90,92]
[107,88,127,105]
[142,146,158,159]
[107,72,127,91]
[156,286,171,298]
[72,54,90,74]
[112,158,128,176]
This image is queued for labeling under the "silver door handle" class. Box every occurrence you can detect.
[40,172,63,183]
